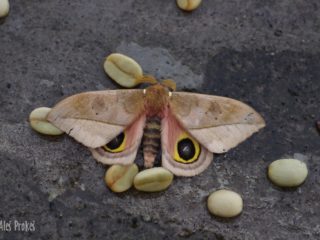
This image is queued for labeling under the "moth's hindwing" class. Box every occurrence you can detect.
[161,109,213,177]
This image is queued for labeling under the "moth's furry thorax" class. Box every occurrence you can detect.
[144,84,170,117]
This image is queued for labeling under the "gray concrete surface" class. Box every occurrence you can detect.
[1,0,320,239]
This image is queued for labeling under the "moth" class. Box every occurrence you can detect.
[47,79,265,176]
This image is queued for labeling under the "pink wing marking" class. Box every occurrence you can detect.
[162,108,184,155]
[161,108,213,176]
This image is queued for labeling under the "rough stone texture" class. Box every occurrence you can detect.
[0,0,320,239]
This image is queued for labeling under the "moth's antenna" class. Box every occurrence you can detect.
[161,79,176,91]
[136,75,158,85]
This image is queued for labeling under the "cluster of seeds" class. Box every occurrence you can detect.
[0,0,9,18]
[105,165,174,193]
[207,157,309,218]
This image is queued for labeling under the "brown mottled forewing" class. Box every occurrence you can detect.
[47,89,144,148]
[170,92,266,153]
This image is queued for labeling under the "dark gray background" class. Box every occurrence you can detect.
[1,0,320,239]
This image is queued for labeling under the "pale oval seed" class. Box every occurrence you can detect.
[105,164,139,193]
[29,107,64,135]
[268,158,308,187]
[133,167,173,192]
[0,0,10,18]
[207,189,243,218]
[176,0,202,11]
[104,53,143,88]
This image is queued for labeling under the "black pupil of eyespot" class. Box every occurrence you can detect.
[177,138,195,160]
[106,132,125,149]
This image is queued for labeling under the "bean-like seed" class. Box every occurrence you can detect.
[0,0,9,18]
[207,189,243,218]
[176,0,202,11]
[104,53,143,88]
[133,167,173,192]
[29,107,64,135]
[105,164,139,193]
[268,158,308,187]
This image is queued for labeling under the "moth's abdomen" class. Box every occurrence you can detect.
[143,116,161,168]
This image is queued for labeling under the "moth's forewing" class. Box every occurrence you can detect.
[47,89,144,148]
[170,92,265,153]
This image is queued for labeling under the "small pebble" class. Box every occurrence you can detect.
[104,53,143,88]
[0,0,9,18]
[316,120,320,133]
[176,0,202,11]
[105,164,139,193]
[207,189,243,218]
[268,158,308,187]
[29,107,64,135]
[133,167,173,192]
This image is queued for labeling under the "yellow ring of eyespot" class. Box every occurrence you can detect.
[173,132,200,164]
[103,132,127,153]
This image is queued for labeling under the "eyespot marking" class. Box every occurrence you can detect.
[103,132,126,153]
[173,132,200,164]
